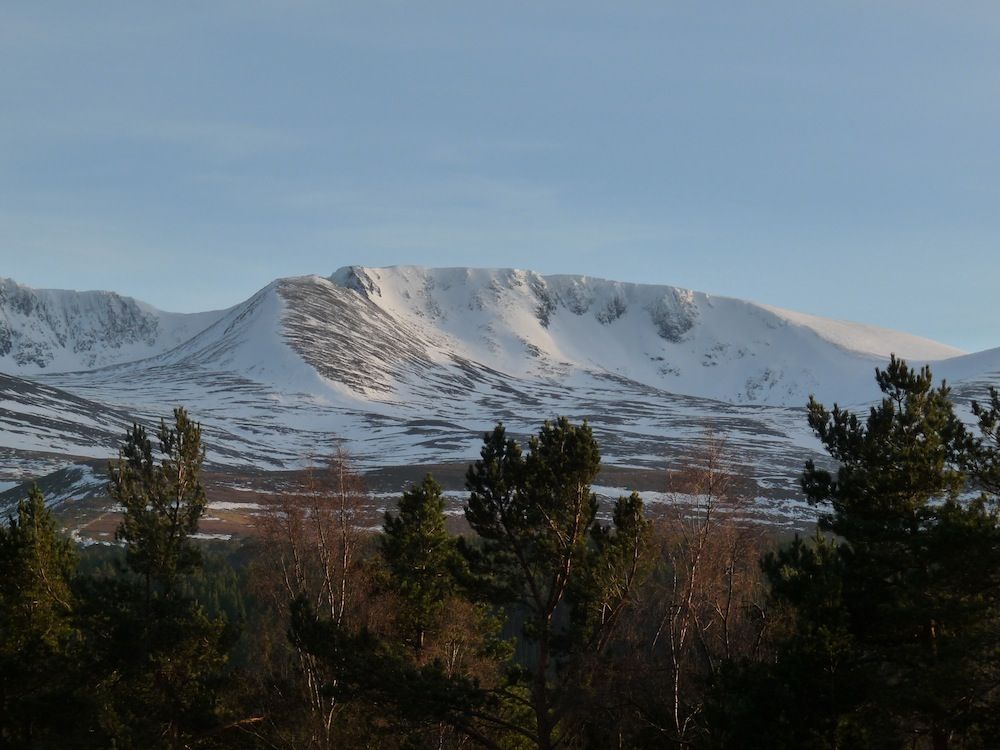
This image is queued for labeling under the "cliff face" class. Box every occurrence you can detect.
[0,277,225,372]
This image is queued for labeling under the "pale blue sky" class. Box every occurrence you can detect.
[2,2,998,351]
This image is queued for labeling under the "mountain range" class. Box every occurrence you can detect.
[2,266,997,527]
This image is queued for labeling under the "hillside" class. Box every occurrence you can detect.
[0,277,226,373]
[1,266,995,525]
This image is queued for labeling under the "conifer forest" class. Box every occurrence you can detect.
[3,357,1000,749]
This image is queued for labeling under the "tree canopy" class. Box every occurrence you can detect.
[744,357,1000,748]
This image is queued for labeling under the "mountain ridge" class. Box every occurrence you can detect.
[0,276,227,373]
[0,267,972,380]
[1,266,996,515]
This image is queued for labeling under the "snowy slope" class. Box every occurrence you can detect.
[321,266,969,406]
[0,266,994,507]
[939,347,1000,404]
[758,304,964,361]
[0,277,226,373]
[2,266,974,406]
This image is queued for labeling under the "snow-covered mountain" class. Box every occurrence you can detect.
[1,266,996,515]
[311,266,964,406]
[0,277,226,373]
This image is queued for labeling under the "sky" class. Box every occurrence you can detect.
[1,2,998,352]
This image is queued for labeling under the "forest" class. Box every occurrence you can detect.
[3,356,1000,749]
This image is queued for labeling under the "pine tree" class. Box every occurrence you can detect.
[84,408,233,748]
[0,486,75,640]
[750,357,1000,748]
[0,486,82,745]
[381,474,459,653]
[110,407,207,600]
[968,385,1000,495]
[462,418,649,749]
[289,419,648,748]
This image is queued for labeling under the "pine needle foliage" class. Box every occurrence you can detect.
[110,407,207,598]
[750,356,1000,748]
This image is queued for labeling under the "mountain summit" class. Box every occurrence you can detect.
[0,266,967,402]
[1,266,996,506]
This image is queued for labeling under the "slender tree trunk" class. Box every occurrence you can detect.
[534,618,554,750]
